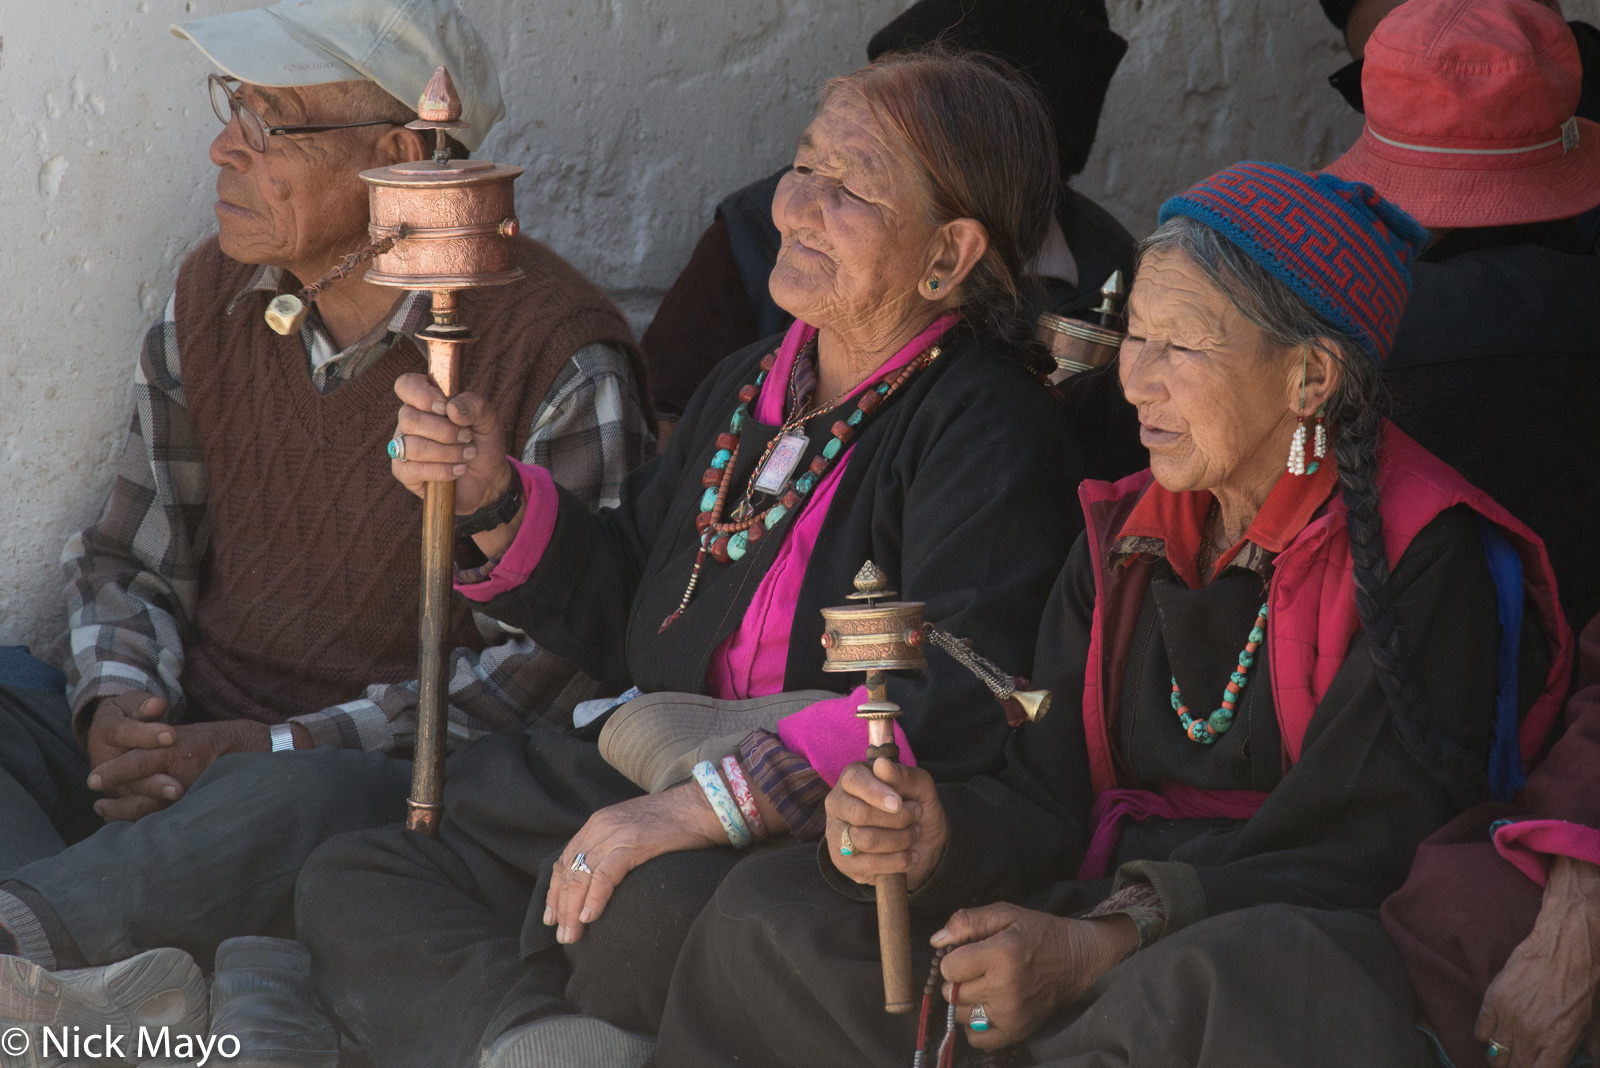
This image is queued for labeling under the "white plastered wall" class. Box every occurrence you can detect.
[2,0,1594,654]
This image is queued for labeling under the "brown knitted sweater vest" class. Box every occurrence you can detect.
[174,235,639,724]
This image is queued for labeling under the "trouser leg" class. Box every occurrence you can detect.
[563,848,745,1035]
[297,816,563,1068]
[298,726,647,1068]
[0,684,96,876]
[1023,904,1431,1068]
[654,842,927,1068]
[5,747,409,966]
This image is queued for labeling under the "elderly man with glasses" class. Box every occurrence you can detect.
[0,0,651,1059]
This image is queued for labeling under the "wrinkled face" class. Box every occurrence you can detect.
[768,92,938,334]
[1119,247,1300,495]
[210,82,387,269]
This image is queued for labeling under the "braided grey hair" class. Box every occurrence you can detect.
[1138,215,1484,804]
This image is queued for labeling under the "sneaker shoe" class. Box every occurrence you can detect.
[139,938,337,1068]
[480,1016,654,1068]
[0,947,207,1067]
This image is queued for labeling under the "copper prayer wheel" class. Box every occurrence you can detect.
[1038,269,1128,381]
[312,65,525,841]
[360,66,524,291]
[361,159,524,289]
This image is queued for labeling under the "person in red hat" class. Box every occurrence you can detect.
[1329,4,1600,1065]
[1322,0,1600,638]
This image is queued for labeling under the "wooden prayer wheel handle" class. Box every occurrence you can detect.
[876,870,914,1013]
[405,292,470,839]
[866,692,915,1014]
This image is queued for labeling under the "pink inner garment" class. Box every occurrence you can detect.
[1493,818,1600,888]
[705,313,957,783]
[457,314,959,784]
[456,461,558,604]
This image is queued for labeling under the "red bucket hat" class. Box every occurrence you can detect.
[1324,0,1600,229]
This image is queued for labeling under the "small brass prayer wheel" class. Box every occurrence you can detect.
[819,561,922,1016]
[819,562,927,675]
[1037,270,1128,381]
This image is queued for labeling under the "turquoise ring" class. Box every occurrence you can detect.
[839,825,855,857]
[387,434,406,462]
[1487,1041,1509,1061]
[969,1004,991,1032]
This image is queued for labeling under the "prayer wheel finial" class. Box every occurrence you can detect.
[846,560,895,604]
[1093,269,1127,327]
[414,66,464,125]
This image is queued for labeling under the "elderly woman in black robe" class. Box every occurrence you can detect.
[297,49,1093,1068]
[649,163,1572,1068]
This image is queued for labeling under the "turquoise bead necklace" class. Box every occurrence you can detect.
[1171,602,1268,743]
[659,338,941,632]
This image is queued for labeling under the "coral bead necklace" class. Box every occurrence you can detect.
[659,337,941,632]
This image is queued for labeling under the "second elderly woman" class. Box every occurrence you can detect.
[295,49,1087,1068]
[649,163,1573,1068]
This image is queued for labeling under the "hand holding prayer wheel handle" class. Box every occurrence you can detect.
[819,562,1050,1013]
[820,562,923,1012]
[324,66,525,839]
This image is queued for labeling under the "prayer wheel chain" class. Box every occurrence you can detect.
[922,624,1019,701]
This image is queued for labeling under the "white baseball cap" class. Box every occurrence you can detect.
[172,0,503,151]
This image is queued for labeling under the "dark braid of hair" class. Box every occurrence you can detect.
[1331,382,1485,806]
[1139,215,1487,805]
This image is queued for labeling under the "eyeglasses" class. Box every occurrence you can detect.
[208,74,399,153]
[1328,59,1365,114]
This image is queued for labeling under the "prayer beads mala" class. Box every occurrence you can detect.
[1170,602,1268,744]
[912,947,1003,1068]
[659,339,941,632]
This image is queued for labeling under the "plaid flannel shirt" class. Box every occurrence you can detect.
[61,268,652,752]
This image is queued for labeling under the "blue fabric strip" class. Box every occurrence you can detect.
[0,647,66,695]
[1477,518,1525,802]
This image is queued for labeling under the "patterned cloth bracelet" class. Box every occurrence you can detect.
[720,756,768,842]
[692,760,752,849]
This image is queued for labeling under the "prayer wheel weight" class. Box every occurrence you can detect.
[820,561,925,1014]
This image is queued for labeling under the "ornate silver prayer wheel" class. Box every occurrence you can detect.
[1037,269,1128,380]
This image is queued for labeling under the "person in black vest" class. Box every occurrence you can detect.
[640,0,1138,449]
[0,0,651,1060]
[1322,0,1600,636]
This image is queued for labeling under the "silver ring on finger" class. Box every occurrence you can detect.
[387,432,407,463]
[1486,1040,1510,1063]
[969,1004,991,1033]
[570,852,593,875]
[839,825,856,857]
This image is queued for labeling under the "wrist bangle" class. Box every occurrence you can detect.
[269,723,296,753]
[455,470,523,538]
[692,760,752,849]
[720,756,768,842]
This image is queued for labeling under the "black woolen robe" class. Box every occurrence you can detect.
[479,323,1086,783]
[651,503,1541,1068]
[900,505,1513,923]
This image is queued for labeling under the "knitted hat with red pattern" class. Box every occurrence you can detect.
[1157,161,1429,362]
